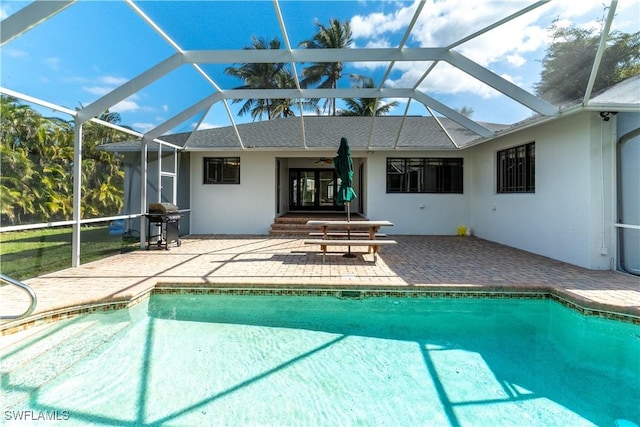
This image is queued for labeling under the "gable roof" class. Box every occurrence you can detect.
[100,116,508,153]
[181,116,509,151]
[97,72,639,154]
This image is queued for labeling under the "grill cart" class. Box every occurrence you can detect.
[145,203,181,250]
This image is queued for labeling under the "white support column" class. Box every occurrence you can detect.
[157,141,162,203]
[71,119,83,267]
[173,148,178,204]
[139,136,150,249]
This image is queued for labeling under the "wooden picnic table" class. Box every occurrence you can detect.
[306,220,394,240]
[305,220,395,263]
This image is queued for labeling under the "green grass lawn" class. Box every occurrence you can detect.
[0,226,139,281]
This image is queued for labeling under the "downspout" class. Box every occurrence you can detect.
[599,116,607,259]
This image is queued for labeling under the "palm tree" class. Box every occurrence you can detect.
[338,76,399,116]
[80,109,127,218]
[457,106,474,118]
[1,96,127,225]
[269,69,321,119]
[299,18,353,116]
[225,37,293,121]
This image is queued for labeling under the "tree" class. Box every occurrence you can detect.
[0,96,73,223]
[80,110,127,219]
[225,37,292,121]
[457,106,474,118]
[535,21,640,104]
[254,68,319,119]
[338,76,398,116]
[0,96,126,225]
[299,18,353,115]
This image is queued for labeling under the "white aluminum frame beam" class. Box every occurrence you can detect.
[375,0,426,148]
[584,0,618,105]
[145,92,224,140]
[413,1,550,91]
[412,92,495,138]
[0,0,76,46]
[444,51,558,116]
[183,48,449,64]
[125,0,243,146]
[77,53,184,123]
[273,0,307,149]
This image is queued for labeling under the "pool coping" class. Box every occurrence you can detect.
[2,282,639,335]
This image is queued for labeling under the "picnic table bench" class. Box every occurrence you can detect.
[304,220,396,263]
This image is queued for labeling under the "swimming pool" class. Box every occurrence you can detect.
[2,291,639,426]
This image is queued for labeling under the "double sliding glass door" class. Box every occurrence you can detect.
[289,169,341,211]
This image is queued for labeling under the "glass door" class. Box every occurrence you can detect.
[300,171,316,208]
[319,171,336,207]
[289,169,341,211]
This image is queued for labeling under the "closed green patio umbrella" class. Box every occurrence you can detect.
[334,137,357,257]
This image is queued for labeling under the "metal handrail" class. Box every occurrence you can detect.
[0,274,37,320]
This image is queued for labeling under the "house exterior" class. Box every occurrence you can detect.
[103,79,639,274]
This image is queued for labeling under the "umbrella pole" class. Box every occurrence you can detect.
[344,202,356,258]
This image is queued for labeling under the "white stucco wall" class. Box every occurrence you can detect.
[365,151,471,235]
[185,111,626,269]
[468,112,616,269]
[190,152,276,234]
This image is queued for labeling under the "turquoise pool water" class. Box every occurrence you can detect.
[2,294,639,426]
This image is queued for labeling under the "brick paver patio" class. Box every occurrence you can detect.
[2,235,639,334]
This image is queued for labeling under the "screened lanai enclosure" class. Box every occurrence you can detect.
[1,0,639,275]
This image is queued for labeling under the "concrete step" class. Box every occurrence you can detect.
[269,213,367,237]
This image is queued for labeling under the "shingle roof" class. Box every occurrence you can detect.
[100,115,505,152]
[97,74,637,154]
[589,74,640,105]
[181,116,508,151]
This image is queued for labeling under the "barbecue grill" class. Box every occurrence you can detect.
[145,203,181,250]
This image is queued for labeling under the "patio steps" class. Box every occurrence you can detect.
[269,213,368,237]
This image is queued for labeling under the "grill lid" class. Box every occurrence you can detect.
[148,202,179,214]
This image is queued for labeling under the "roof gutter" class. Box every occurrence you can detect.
[462,104,588,149]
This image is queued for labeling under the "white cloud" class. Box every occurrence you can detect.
[197,122,221,130]
[0,5,8,19]
[44,57,61,70]
[112,98,140,113]
[5,48,27,58]
[506,54,526,68]
[348,0,620,99]
[132,122,156,133]
[83,86,111,96]
[100,75,128,86]
[613,0,640,33]
[351,2,420,40]
[387,62,501,99]
[81,75,129,96]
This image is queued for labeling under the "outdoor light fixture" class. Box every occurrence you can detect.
[599,111,618,121]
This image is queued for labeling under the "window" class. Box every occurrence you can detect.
[203,157,240,184]
[386,158,463,193]
[497,142,535,193]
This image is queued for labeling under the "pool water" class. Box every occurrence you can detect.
[2,294,639,426]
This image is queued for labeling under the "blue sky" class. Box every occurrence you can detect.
[1,0,638,135]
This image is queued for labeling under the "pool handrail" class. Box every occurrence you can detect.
[0,274,37,320]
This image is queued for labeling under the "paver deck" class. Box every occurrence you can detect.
[2,235,639,334]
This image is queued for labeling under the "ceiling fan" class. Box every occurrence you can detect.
[314,157,334,165]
